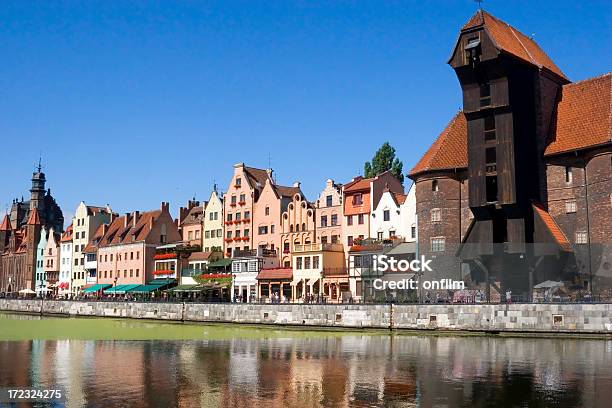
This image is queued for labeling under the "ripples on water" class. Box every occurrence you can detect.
[0,320,611,407]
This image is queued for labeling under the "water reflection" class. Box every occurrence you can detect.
[1,334,611,407]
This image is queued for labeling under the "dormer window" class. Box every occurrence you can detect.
[465,36,481,65]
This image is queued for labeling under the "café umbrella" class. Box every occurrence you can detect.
[18,288,36,295]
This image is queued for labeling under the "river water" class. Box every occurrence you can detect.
[0,313,611,407]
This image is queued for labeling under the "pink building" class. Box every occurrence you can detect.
[223,163,273,257]
[280,191,316,267]
[43,227,61,291]
[253,179,301,255]
[178,199,204,248]
[342,171,403,251]
[96,202,182,286]
[315,179,343,245]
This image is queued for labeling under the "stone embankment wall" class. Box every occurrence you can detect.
[1,299,611,334]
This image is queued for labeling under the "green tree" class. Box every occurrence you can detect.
[364,142,404,183]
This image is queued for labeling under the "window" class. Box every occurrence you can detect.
[265,206,270,216]
[301,223,306,231]
[432,180,439,192]
[331,235,339,244]
[484,115,496,141]
[576,232,588,244]
[188,231,193,240]
[353,194,363,205]
[136,269,139,277]
[431,208,441,222]
[565,201,577,213]
[304,256,310,269]
[486,147,496,165]
[227,231,233,239]
[313,256,320,269]
[235,230,241,238]
[331,214,338,226]
[129,269,133,277]
[565,167,573,184]
[235,177,241,187]
[358,214,364,224]
[217,229,222,237]
[321,215,328,227]
[321,235,328,244]
[383,210,390,221]
[136,252,139,260]
[231,195,237,204]
[209,212,214,221]
[258,226,268,235]
[411,225,416,239]
[486,175,498,202]
[431,237,446,252]
[235,212,241,221]
[244,211,250,220]
[74,259,78,266]
[214,212,219,220]
[227,214,233,222]
[348,236,354,246]
[480,81,491,107]
[205,231,210,239]
[377,232,383,240]
[270,225,275,233]
[296,257,302,270]
[326,195,333,207]
[244,229,249,237]
[389,230,396,238]
[239,194,246,202]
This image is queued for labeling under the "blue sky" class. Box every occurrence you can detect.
[1,1,610,224]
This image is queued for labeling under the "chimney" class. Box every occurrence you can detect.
[161,202,170,213]
[109,213,116,223]
[102,224,107,236]
[123,214,129,228]
[132,211,140,227]
[178,206,189,225]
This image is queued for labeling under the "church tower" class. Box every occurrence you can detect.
[30,162,46,215]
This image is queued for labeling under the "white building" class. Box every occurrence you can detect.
[58,225,73,297]
[371,183,417,242]
[231,248,278,302]
[71,202,113,294]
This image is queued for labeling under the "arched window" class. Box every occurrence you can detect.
[290,225,294,232]
[432,180,439,192]
[302,223,306,231]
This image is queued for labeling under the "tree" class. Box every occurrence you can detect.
[364,142,404,183]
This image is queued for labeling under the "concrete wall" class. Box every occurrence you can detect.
[1,299,611,334]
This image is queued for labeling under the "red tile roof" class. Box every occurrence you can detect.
[409,111,468,177]
[99,210,162,247]
[460,10,566,80]
[188,251,214,262]
[0,215,11,231]
[60,224,73,242]
[545,73,612,156]
[27,208,41,225]
[274,185,302,198]
[533,204,572,252]
[392,192,407,206]
[257,268,293,280]
[344,177,372,192]
[180,205,204,226]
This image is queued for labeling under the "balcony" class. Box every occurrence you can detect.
[322,267,349,277]
[181,268,206,277]
[294,243,344,253]
[238,201,246,206]
[233,248,277,258]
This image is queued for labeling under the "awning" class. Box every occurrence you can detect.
[207,258,232,268]
[83,283,112,293]
[128,284,164,293]
[103,284,141,294]
[257,268,293,280]
[168,284,203,292]
[147,279,176,286]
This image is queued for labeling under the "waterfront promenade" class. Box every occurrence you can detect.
[1,299,611,336]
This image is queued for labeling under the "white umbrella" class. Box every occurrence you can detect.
[19,288,36,294]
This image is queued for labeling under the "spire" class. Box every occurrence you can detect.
[27,208,41,225]
[0,214,11,231]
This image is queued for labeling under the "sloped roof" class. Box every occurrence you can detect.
[409,111,468,177]
[181,205,204,226]
[257,268,293,280]
[392,192,407,206]
[244,166,271,189]
[0,215,11,231]
[60,224,73,242]
[532,204,572,252]
[460,10,566,80]
[274,185,302,198]
[344,177,372,193]
[27,208,41,225]
[545,73,612,156]
[99,210,162,247]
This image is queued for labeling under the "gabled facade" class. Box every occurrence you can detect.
[34,227,49,295]
[315,179,343,246]
[71,202,114,294]
[223,163,273,257]
[43,227,61,294]
[203,188,224,252]
[371,183,417,242]
[341,172,404,251]
[178,199,204,248]
[58,224,73,296]
[280,190,316,267]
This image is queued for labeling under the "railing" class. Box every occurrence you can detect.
[181,268,206,277]
[294,243,344,253]
[233,248,277,258]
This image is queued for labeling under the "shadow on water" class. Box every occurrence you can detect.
[1,313,612,407]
